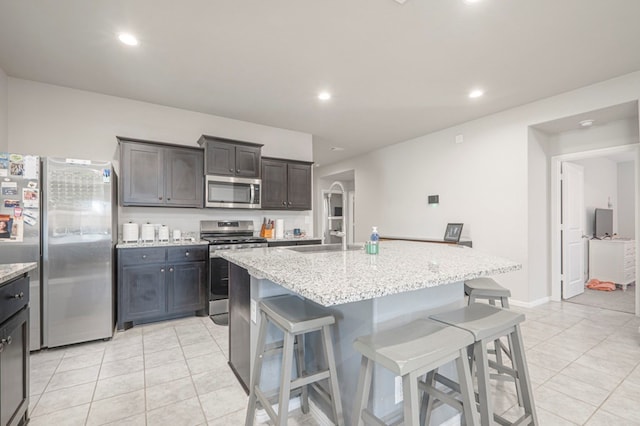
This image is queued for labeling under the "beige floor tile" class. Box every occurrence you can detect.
[181,338,221,359]
[585,408,640,425]
[599,379,640,423]
[544,373,611,406]
[61,341,107,358]
[626,363,640,386]
[143,334,181,354]
[146,396,206,426]
[573,352,636,379]
[31,382,95,417]
[30,347,66,364]
[533,385,598,424]
[103,413,146,426]
[186,351,228,375]
[192,368,239,396]
[534,407,580,425]
[56,351,104,373]
[212,408,247,425]
[86,389,145,426]
[528,340,586,363]
[46,364,100,392]
[103,342,143,363]
[526,349,573,373]
[144,346,185,368]
[30,374,52,396]
[99,355,144,380]
[28,402,90,426]
[199,384,248,421]
[178,330,214,346]
[146,376,197,410]
[526,362,557,388]
[93,370,145,401]
[145,359,191,387]
[560,362,624,392]
[30,356,62,376]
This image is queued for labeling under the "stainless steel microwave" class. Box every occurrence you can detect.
[205,175,261,209]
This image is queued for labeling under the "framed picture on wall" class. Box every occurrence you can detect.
[444,223,463,242]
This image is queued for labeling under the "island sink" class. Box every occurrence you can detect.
[286,243,362,253]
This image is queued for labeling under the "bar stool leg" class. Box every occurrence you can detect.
[295,334,309,414]
[246,311,269,426]
[276,332,295,426]
[456,348,480,426]
[321,324,345,426]
[511,325,538,425]
[419,369,436,426]
[474,340,496,426]
[353,356,373,426]
[402,371,420,426]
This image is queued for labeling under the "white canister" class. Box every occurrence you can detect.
[173,229,181,242]
[141,223,155,242]
[158,225,169,241]
[275,219,284,239]
[122,222,139,242]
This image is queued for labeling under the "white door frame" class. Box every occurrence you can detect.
[550,144,639,315]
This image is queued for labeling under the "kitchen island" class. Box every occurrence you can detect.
[0,262,36,426]
[220,241,520,425]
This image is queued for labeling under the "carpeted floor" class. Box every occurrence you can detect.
[566,283,636,313]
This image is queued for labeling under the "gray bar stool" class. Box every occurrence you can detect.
[352,319,479,426]
[245,295,344,426]
[465,277,521,403]
[430,303,537,426]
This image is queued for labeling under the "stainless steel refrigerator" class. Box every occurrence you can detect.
[42,157,117,348]
[0,153,41,350]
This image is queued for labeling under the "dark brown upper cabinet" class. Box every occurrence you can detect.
[198,135,262,178]
[119,137,203,208]
[261,157,313,210]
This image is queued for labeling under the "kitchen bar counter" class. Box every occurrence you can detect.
[116,240,209,249]
[223,242,520,425]
[265,236,322,243]
[0,262,37,286]
[220,240,519,306]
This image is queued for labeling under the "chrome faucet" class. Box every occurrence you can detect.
[327,181,347,251]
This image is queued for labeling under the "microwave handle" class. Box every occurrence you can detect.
[250,184,256,203]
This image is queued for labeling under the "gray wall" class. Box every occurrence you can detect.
[0,66,7,152]
[7,78,316,238]
[618,161,636,238]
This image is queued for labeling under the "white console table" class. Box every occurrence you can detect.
[589,239,636,290]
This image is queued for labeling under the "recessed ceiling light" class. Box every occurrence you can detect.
[330,147,344,151]
[579,119,595,127]
[463,0,482,4]
[318,91,332,101]
[118,33,139,46]
[468,89,484,99]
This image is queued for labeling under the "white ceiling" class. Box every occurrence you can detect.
[1,1,640,166]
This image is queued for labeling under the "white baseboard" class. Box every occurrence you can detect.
[510,296,550,308]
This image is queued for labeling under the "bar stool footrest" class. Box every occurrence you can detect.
[361,408,403,426]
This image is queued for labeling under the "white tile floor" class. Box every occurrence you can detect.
[28,301,640,425]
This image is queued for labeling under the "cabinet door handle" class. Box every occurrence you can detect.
[288,201,292,205]
[160,268,165,272]
[142,255,147,259]
[167,198,171,201]
[169,267,174,272]
[229,168,233,172]
[13,292,24,300]
[185,251,190,256]
[159,196,163,200]
[282,201,286,205]
[1,336,11,345]
[236,169,240,173]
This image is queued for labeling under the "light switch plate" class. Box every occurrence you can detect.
[250,299,257,324]
[394,376,403,404]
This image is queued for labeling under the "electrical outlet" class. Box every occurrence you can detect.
[250,299,257,324]
[394,376,403,404]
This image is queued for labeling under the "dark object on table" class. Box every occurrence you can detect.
[444,223,464,243]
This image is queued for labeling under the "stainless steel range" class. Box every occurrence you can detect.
[200,220,268,317]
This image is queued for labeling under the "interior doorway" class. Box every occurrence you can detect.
[316,170,355,245]
[550,145,638,314]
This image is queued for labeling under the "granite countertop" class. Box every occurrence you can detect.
[116,240,209,249]
[220,240,521,306]
[0,263,38,286]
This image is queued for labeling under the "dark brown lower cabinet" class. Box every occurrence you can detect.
[0,274,29,426]
[117,246,208,330]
